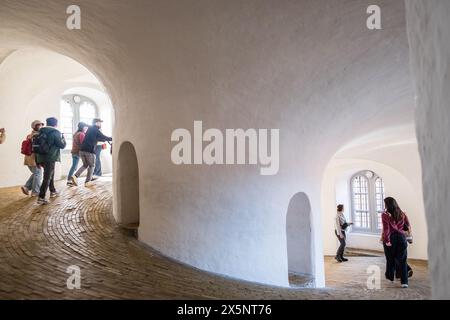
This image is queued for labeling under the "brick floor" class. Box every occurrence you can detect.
[0,181,431,299]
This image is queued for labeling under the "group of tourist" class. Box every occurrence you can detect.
[1,117,112,205]
[335,199,413,289]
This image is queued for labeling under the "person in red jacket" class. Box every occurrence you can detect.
[67,122,88,186]
[381,197,411,288]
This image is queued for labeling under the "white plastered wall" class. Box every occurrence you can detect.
[406,0,450,299]
[0,0,418,288]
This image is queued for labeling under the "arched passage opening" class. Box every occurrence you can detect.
[116,141,140,234]
[0,48,115,188]
[286,192,314,287]
[320,125,430,290]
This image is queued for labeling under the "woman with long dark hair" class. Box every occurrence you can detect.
[381,197,411,288]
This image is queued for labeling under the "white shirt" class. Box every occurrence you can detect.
[335,211,346,237]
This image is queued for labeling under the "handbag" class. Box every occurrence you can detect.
[403,222,413,244]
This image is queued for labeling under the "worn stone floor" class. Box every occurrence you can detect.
[0,180,431,299]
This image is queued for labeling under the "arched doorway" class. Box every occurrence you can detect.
[286,192,314,287]
[117,141,140,232]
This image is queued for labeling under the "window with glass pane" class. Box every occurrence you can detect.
[60,100,74,150]
[79,101,96,126]
[352,175,370,229]
[60,95,98,152]
[375,178,385,230]
[350,171,384,234]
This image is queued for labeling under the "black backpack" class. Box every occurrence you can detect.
[32,131,50,155]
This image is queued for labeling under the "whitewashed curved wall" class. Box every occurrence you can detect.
[406,0,450,299]
[0,0,416,287]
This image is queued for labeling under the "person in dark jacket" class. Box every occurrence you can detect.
[71,118,112,186]
[36,117,66,205]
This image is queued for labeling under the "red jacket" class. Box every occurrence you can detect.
[382,211,410,244]
[71,131,86,155]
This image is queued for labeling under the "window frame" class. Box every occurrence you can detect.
[60,94,99,152]
[350,170,385,235]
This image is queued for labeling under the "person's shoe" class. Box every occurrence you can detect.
[37,198,49,205]
[401,284,409,288]
[335,256,343,263]
[91,176,99,181]
[31,192,39,197]
[341,257,348,262]
[70,176,78,186]
[21,186,30,196]
[67,181,73,186]
[50,192,59,198]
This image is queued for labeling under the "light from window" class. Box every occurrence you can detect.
[375,178,385,230]
[79,101,96,126]
[351,171,384,234]
[60,95,98,151]
[352,175,370,229]
[60,100,74,150]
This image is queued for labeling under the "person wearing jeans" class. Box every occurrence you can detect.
[67,122,88,186]
[70,118,111,187]
[36,117,66,205]
[21,120,44,196]
[382,197,411,288]
[23,166,42,196]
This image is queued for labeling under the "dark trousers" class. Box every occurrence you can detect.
[38,162,56,199]
[383,232,408,285]
[335,230,346,258]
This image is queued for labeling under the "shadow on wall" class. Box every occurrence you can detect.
[286,192,313,284]
[116,141,140,230]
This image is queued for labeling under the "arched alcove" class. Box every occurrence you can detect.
[286,192,313,286]
[117,141,140,228]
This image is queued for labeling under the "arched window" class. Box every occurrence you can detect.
[60,94,98,150]
[60,100,74,150]
[79,101,96,125]
[351,171,385,234]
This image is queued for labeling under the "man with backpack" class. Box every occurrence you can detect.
[35,117,66,205]
[21,120,44,196]
[70,118,112,187]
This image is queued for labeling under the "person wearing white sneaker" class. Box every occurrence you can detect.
[21,120,44,197]
[67,122,88,187]
[382,197,411,288]
[35,117,66,205]
[37,198,49,205]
